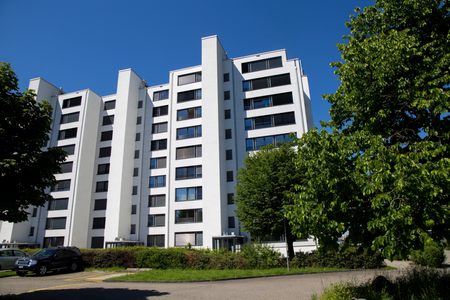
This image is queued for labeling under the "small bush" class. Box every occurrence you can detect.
[291,248,382,269]
[82,248,137,268]
[135,247,187,269]
[410,242,446,268]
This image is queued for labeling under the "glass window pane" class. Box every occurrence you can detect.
[243,81,251,91]
[252,78,269,90]
[250,59,267,72]
[245,119,252,130]
[246,139,254,151]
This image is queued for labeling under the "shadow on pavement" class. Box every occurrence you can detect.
[15,288,169,300]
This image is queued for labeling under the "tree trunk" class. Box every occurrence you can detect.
[286,222,296,259]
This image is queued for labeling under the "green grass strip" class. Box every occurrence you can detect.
[0,271,16,278]
[109,267,343,281]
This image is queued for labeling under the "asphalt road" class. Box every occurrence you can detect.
[0,269,404,300]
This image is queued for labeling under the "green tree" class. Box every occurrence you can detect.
[235,141,302,259]
[287,0,450,260]
[0,62,67,223]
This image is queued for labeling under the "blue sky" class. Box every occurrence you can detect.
[0,0,375,128]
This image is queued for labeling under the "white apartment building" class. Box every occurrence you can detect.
[0,36,316,255]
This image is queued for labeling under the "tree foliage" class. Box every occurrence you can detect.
[287,0,450,260]
[234,142,302,258]
[0,62,67,223]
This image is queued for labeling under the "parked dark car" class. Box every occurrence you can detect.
[0,248,29,270]
[15,246,83,276]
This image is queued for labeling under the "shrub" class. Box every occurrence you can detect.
[134,247,187,269]
[81,248,137,268]
[410,242,446,268]
[291,248,382,269]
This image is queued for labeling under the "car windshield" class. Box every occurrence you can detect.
[33,249,56,257]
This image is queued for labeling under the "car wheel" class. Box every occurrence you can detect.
[70,261,78,272]
[36,265,48,276]
[16,271,26,277]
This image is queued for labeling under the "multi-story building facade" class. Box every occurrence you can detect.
[0,36,316,255]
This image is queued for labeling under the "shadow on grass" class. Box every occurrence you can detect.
[8,288,169,300]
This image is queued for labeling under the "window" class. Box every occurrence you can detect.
[130,224,136,234]
[225,110,231,119]
[91,237,104,248]
[243,74,290,91]
[100,130,113,141]
[242,56,282,73]
[224,73,230,82]
[138,101,143,108]
[175,187,202,201]
[43,237,64,248]
[175,232,203,246]
[95,181,108,192]
[227,171,234,182]
[150,157,166,169]
[97,163,110,175]
[133,167,139,177]
[176,126,201,140]
[62,96,81,108]
[245,112,295,130]
[104,100,116,110]
[132,186,138,195]
[176,165,202,180]
[228,216,235,228]
[153,105,168,117]
[46,217,66,229]
[48,198,68,210]
[154,90,169,101]
[131,205,137,214]
[149,175,166,188]
[29,227,35,236]
[245,133,296,151]
[58,128,77,140]
[137,116,142,124]
[134,150,140,159]
[59,144,75,155]
[32,208,37,217]
[148,214,165,227]
[226,149,232,160]
[175,209,202,223]
[151,139,167,151]
[60,112,79,124]
[93,217,106,229]
[224,91,230,100]
[60,162,73,173]
[227,193,234,204]
[135,133,140,141]
[99,147,111,157]
[149,194,166,207]
[152,122,168,134]
[51,180,71,192]
[176,145,202,159]
[244,92,293,111]
[177,89,201,103]
[178,72,202,85]
[102,115,114,125]
[225,129,232,139]
[177,107,201,121]
[94,199,107,210]
[147,235,165,247]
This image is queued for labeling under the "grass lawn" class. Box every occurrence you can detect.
[0,271,15,278]
[108,267,346,281]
